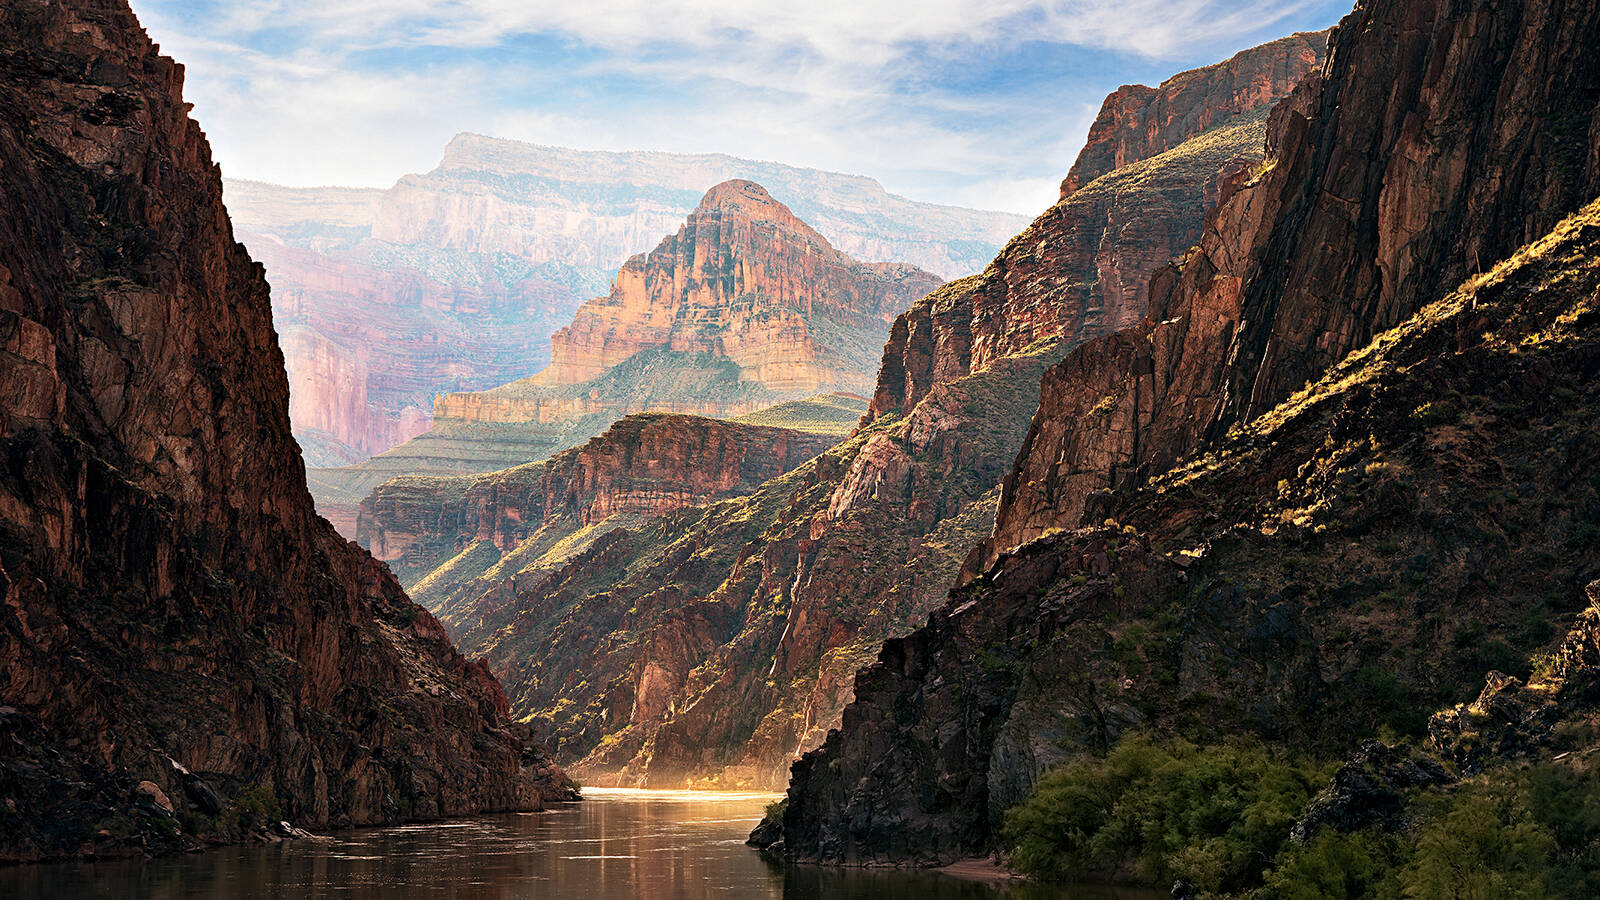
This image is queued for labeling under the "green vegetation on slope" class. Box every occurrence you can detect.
[1005,734,1600,898]
[729,392,867,435]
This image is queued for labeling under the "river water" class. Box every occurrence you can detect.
[0,788,1160,899]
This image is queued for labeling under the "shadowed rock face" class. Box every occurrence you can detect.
[985,0,1600,563]
[770,0,1600,868]
[867,32,1328,422]
[0,0,570,862]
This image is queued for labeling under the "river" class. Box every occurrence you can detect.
[0,788,1161,898]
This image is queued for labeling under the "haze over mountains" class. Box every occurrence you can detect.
[306,180,940,534]
[225,138,1025,467]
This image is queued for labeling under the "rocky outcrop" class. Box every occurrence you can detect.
[867,32,1327,422]
[1059,32,1329,196]
[0,0,571,862]
[766,179,1600,864]
[986,0,1600,564]
[538,181,933,392]
[355,414,838,590]
[481,180,939,406]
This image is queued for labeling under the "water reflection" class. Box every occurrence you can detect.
[0,788,1159,899]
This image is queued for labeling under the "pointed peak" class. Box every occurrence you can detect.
[694,179,784,217]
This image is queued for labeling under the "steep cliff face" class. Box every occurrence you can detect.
[769,0,1600,866]
[868,33,1327,421]
[490,180,938,402]
[1058,32,1328,196]
[0,0,570,861]
[356,414,838,591]
[987,0,1600,561]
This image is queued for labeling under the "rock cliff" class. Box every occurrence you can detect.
[539,180,931,392]
[767,0,1600,866]
[868,32,1327,421]
[985,0,1600,563]
[0,0,571,862]
[771,191,1600,869]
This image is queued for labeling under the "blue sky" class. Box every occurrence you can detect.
[130,0,1351,215]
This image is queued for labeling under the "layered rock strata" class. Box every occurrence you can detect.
[227,141,1026,464]
[312,184,939,535]
[0,0,571,862]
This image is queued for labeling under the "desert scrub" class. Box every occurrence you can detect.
[1001,733,1329,893]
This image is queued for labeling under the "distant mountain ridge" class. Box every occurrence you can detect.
[224,141,1026,466]
[307,181,938,533]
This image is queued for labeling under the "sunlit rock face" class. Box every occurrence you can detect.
[0,0,572,862]
[536,180,940,397]
[984,0,1600,565]
[226,141,1026,465]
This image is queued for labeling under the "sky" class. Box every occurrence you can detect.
[130,0,1352,216]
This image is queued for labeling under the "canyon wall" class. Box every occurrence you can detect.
[226,143,1026,464]
[0,0,570,861]
[868,31,1328,420]
[537,180,933,392]
[985,0,1600,562]
[395,35,1328,790]
[769,0,1600,866]
[369,135,1028,281]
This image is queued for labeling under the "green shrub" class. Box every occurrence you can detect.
[1002,734,1328,892]
[1400,791,1553,899]
[1257,828,1406,900]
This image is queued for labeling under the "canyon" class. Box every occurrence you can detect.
[763,0,1600,871]
[226,141,1026,466]
[0,0,572,862]
[310,183,938,533]
[361,32,1327,791]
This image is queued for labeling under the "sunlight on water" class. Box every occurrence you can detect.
[0,789,1160,899]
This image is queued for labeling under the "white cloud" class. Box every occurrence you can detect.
[132,0,1339,213]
